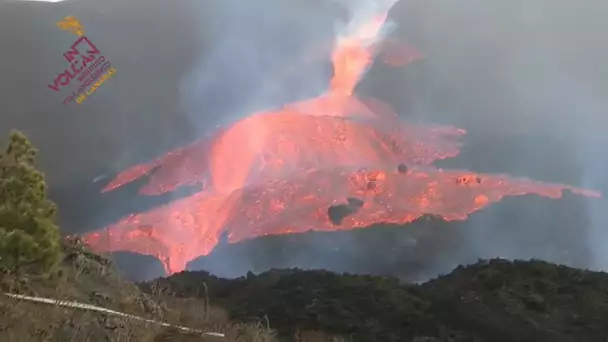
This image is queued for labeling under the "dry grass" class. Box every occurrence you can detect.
[0,239,278,341]
[0,296,162,342]
[151,287,277,342]
[0,294,279,341]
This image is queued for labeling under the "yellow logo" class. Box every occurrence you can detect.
[56,16,85,36]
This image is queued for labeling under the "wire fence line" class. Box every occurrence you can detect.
[3,292,225,338]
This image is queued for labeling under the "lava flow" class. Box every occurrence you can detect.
[84,12,600,274]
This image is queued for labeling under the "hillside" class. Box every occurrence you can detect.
[0,130,275,341]
[144,259,608,342]
[0,237,276,341]
[3,237,608,341]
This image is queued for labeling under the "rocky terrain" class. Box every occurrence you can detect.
[144,259,608,342]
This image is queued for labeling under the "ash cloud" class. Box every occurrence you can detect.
[178,0,400,132]
[178,0,347,132]
[172,0,608,281]
[580,141,608,271]
[182,0,608,280]
[2,0,607,281]
[359,0,608,274]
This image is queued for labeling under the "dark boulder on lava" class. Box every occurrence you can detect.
[328,204,355,225]
[328,197,366,225]
[397,163,408,174]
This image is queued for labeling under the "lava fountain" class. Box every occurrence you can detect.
[83,11,600,274]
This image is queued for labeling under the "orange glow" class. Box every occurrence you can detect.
[86,13,600,274]
[330,15,387,96]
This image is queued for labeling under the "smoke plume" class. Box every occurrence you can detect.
[2,0,607,281]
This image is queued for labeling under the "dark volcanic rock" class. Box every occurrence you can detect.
[328,197,365,225]
[143,259,608,341]
[327,203,355,225]
[397,163,408,174]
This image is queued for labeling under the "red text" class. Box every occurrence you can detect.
[48,36,101,92]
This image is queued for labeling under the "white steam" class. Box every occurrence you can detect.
[179,0,399,134]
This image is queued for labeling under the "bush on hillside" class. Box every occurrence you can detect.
[145,260,608,341]
[0,131,62,275]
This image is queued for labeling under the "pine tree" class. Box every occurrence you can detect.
[0,131,62,274]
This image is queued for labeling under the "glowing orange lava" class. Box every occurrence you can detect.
[85,13,600,274]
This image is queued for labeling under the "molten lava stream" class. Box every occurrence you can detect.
[83,10,601,275]
[99,12,425,195]
[206,111,466,194]
[101,138,214,195]
[86,163,600,274]
[221,166,601,241]
[84,190,239,274]
[101,109,465,197]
